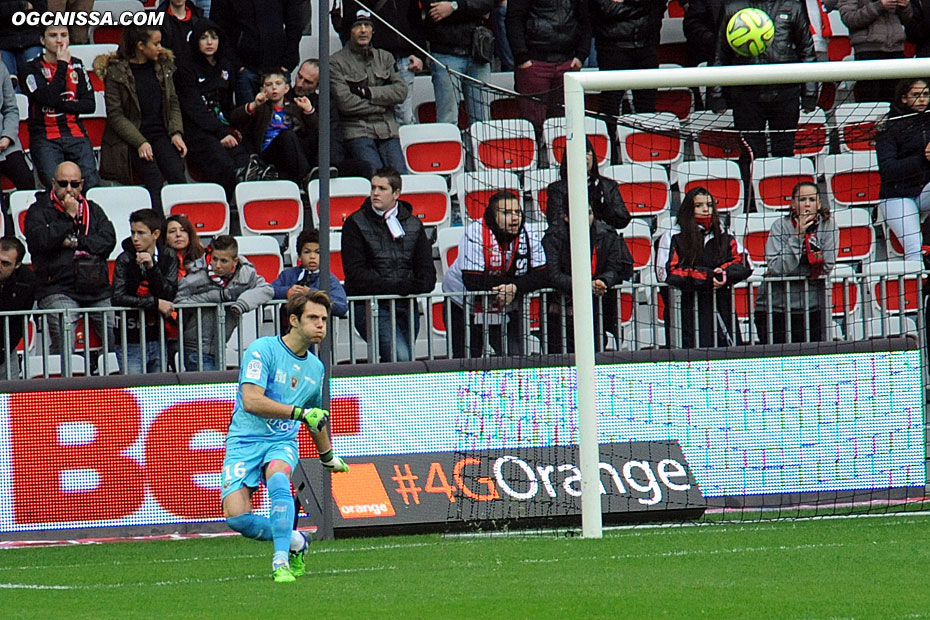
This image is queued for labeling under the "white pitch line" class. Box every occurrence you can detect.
[0,565,397,590]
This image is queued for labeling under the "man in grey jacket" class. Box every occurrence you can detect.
[330,9,409,174]
[176,235,273,370]
[839,0,913,102]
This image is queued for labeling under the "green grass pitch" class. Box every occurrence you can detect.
[3,514,930,619]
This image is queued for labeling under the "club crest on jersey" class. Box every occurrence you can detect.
[221,70,229,81]
[290,375,298,389]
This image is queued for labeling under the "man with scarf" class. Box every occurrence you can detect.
[24,161,116,357]
[442,190,547,358]
[342,166,436,363]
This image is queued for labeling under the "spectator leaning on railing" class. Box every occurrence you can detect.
[342,166,436,363]
[111,208,179,374]
[0,236,34,380]
[754,181,837,345]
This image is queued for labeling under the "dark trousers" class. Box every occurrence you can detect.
[732,89,800,161]
[673,289,741,348]
[187,128,250,200]
[449,301,522,358]
[0,150,35,191]
[514,58,575,132]
[754,309,824,345]
[262,129,312,184]
[852,50,903,103]
[598,46,659,163]
[131,133,187,214]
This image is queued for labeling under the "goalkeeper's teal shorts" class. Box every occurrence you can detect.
[221,437,300,501]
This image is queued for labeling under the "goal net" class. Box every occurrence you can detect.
[430,59,930,537]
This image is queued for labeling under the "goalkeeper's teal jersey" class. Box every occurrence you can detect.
[228,336,324,441]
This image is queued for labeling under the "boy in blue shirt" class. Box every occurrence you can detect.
[222,289,349,583]
[272,228,349,319]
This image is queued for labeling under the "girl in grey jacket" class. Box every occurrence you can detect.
[754,182,838,344]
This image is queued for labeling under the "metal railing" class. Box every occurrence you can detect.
[0,270,923,380]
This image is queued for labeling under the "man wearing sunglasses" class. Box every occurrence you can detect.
[24,161,116,361]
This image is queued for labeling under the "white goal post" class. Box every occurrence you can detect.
[563,58,930,539]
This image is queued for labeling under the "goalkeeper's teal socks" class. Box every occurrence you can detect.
[227,513,273,541]
[268,472,295,559]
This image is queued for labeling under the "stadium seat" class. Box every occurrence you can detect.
[23,354,86,379]
[731,274,764,343]
[89,0,146,44]
[730,212,785,266]
[832,207,875,264]
[523,167,561,221]
[161,183,229,238]
[399,174,451,228]
[454,170,521,222]
[234,235,283,285]
[436,226,463,275]
[821,152,880,209]
[308,176,369,230]
[541,116,610,169]
[655,66,695,121]
[830,263,864,341]
[469,119,537,172]
[862,260,924,338]
[9,190,33,264]
[69,44,117,90]
[601,163,671,217]
[617,112,683,167]
[750,156,816,211]
[624,218,654,273]
[399,122,464,176]
[673,159,744,214]
[236,180,303,255]
[86,185,152,260]
[685,110,740,160]
[793,108,829,160]
[415,99,469,129]
[832,102,889,153]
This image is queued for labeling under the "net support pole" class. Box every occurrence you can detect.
[564,73,602,539]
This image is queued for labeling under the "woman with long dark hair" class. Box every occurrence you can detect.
[95,25,187,213]
[876,77,930,261]
[656,186,752,348]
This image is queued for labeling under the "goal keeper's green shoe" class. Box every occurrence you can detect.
[289,532,309,577]
[273,565,296,583]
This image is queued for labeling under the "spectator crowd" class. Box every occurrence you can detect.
[0,0,926,376]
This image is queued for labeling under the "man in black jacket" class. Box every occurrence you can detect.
[591,0,665,121]
[24,161,116,355]
[707,0,819,168]
[212,0,303,105]
[341,167,436,363]
[157,0,204,68]
[111,208,179,374]
[0,236,35,380]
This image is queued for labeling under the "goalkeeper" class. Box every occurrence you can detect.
[221,289,349,583]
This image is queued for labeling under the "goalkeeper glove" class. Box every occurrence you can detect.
[319,450,349,473]
[291,406,328,433]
